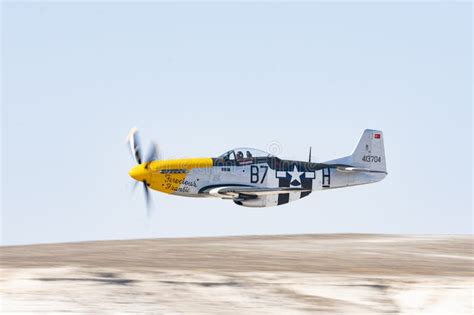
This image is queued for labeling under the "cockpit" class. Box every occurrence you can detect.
[218,148,274,162]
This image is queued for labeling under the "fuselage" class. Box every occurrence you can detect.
[129,155,349,198]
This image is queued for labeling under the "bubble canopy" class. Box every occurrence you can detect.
[218,148,274,160]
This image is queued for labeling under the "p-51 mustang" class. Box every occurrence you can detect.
[127,128,387,211]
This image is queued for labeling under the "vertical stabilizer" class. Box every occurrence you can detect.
[351,129,387,173]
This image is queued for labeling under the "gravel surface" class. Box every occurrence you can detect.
[1,234,472,314]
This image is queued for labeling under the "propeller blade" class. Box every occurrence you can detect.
[132,180,139,192]
[143,182,152,218]
[126,127,142,164]
[127,127,158,219]
[145,142,159,163]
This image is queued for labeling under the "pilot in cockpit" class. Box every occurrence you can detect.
[246,151,252,158]
[236,151,244,160]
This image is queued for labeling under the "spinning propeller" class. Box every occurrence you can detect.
[126,127,159,218]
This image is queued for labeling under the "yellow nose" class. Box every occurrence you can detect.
[129,164,150,182]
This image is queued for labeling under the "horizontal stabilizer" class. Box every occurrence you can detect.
[335,166,388,174]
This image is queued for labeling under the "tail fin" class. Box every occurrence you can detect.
[351,129,387,173]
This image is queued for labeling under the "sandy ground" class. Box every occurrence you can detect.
[0,234,472,314]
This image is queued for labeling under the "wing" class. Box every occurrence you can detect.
[204,186,311,207]
[208,186,310,199]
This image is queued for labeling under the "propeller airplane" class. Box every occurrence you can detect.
[127,128,387,212]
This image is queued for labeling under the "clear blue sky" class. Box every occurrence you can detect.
[2,2,472,245]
